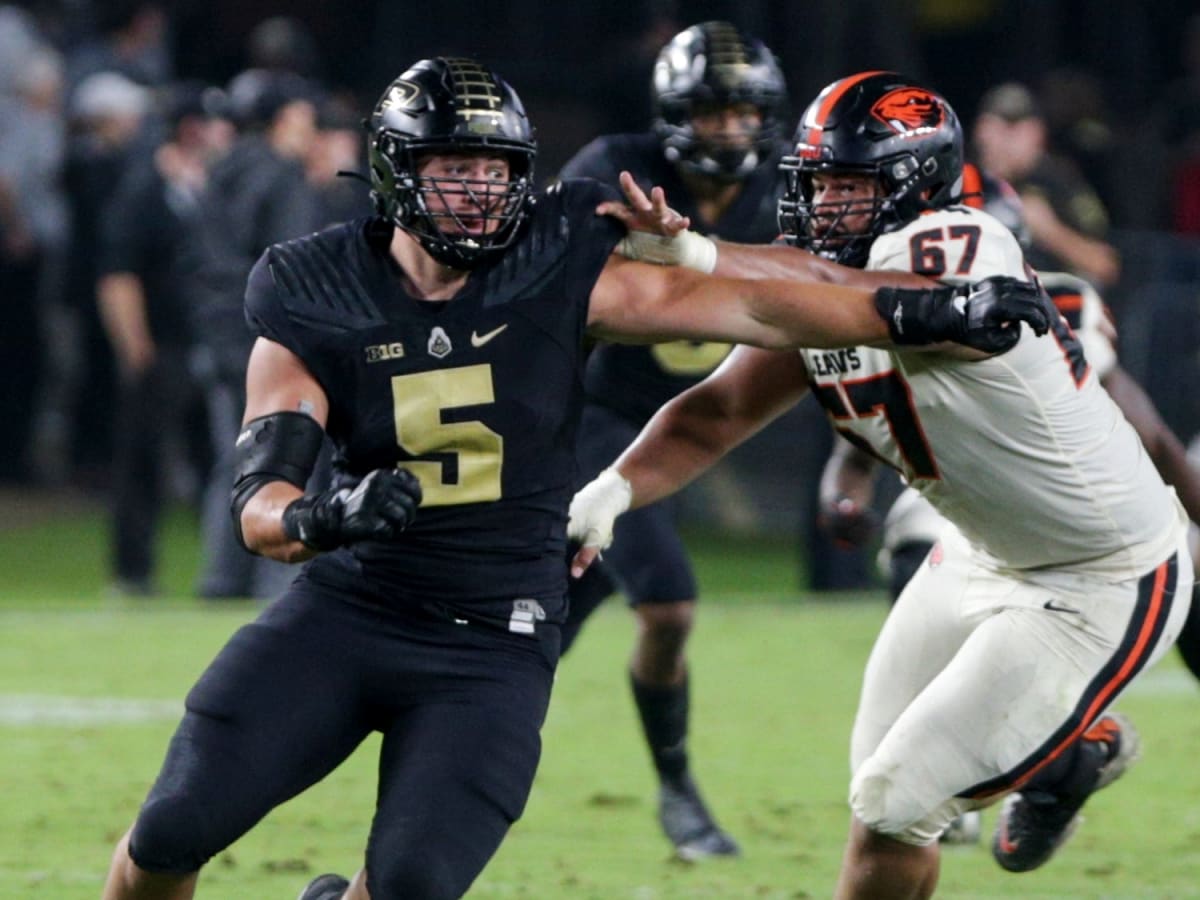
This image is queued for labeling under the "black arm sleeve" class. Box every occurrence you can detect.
[229,411,325,548]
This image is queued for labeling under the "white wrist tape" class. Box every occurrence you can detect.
[615,229,718,273]
[567,467,633,549]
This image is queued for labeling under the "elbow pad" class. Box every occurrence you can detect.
[230,411,325,549]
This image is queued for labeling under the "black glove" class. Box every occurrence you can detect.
[282,468,423,550]
[818,496,880,548]
[874,276,1055,353]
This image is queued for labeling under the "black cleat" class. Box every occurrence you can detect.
[992,712,1140,873]
[658,774,741,861]
[297,872,350,900]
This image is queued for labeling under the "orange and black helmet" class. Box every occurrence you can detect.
[778,71,963,266]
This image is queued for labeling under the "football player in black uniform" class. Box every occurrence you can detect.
[556,21,789,860]
[99,58,1050,900]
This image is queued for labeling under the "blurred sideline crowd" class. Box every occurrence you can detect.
[0,2,370,597]
[1,1,1199,598]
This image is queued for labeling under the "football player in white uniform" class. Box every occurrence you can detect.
[822,260,1200,849]
[569,72,1193,899]
[821,170,1200,838]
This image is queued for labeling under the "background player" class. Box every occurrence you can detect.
[569,71,1192,898]
[557,20,790,860]
[97,59,1038,900]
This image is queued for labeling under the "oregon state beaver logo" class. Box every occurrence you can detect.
[870,88,945,137]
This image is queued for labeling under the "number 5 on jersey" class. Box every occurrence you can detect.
[391,364,503,506]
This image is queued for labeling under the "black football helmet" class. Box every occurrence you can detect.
[778,71,963,267]
[367,57,537,269]
[653,21,787,181]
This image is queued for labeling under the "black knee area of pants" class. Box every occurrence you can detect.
[127,795,214,875]
[889,541,933,604]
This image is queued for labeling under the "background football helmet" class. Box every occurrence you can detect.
[367,57,537,269]
[653,21,787,181]
[778,71,963,267]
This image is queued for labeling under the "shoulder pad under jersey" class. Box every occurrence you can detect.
[263,220,387,333]
[868,206,1028,282]
[478,178,622,307]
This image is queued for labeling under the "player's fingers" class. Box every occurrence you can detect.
[650,185,668,212]
[596,200,636,223]
[570,544,601,579]
[620,171,652,211]
[664,213,691,235]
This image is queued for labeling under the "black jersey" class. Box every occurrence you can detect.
[561,132,787,425]
[245,178,624,626]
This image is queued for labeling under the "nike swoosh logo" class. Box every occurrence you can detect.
[471,324,508,347]
[997,816,1019,854]
[1043,599,1079,614]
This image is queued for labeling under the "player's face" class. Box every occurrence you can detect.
[808,171,879,240]
[972,115,1042,181]
[689,102,763,152]
[416,152,513,236]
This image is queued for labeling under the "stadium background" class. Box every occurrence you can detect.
[3,0,1198,592]
[2,3,1200,897]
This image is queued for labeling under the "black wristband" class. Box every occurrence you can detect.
[873,285,957,345]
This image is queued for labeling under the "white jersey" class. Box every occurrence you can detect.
[880,268,1121,559]
[800,205,1180,575]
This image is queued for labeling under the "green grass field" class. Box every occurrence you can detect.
[3,503,1200,898]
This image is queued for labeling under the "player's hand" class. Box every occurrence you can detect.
[566,467,633,578]
[283,468,423,550]
[595,172,717,272]
[818,496,880,548]
[596,171,691,237]
[874,276,1055,353]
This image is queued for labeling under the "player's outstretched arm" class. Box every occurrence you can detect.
[569,346,809,575]
[589,255,1050,355]
[232,338,422,562]
[595,171,1052,353]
